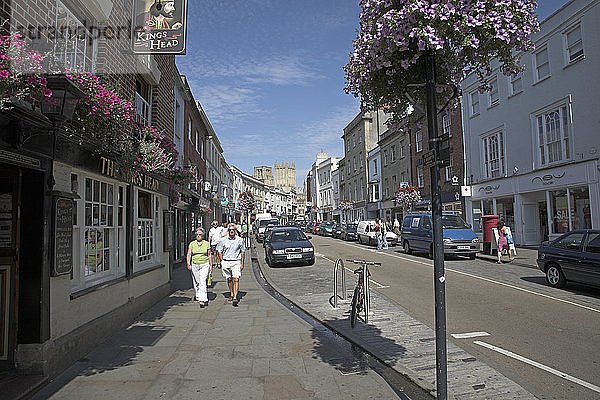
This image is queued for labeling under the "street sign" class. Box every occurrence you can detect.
[422,150,436,168]
[438,147,451,165]
[461,185,472,197]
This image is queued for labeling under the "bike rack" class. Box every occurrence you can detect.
[333,258,347,308]
[363,263,370,324]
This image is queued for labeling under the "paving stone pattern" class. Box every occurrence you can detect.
[29,254,400,400]
[254,244,538,400]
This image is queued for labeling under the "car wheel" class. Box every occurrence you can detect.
[357,235,362,244]
[545,264,566,288]
[403,240,412,255]
[469,253,476,260]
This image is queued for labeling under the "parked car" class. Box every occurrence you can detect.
[537,229,600,289]
[332,223,343,239]
[356,220,398,246]
[286,221,300,228]
[320,221,336,236]
[256,218,279,243]
[401,213,479,259]
[341,223,358,241]
[262,223,281,247]
[264,227,315,267]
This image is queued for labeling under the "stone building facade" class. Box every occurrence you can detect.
[273,160,296,193]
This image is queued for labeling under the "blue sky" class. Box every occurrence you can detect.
[176,0,568,187]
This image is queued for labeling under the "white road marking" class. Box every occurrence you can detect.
[474,341,600,394]
[316,253,389,288]
[451,331,490,339]
[333,240,600,314]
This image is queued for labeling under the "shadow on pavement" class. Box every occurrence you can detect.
[310,316,407,376]
[521,276,600,299]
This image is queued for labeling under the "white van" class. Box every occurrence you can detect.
[356,220,398,246]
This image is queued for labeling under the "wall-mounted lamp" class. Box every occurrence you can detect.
[513,165,519,175]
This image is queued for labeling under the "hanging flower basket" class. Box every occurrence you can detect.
[339,199,353,211]
[238,191,255,212]
[395,185,422,210]
[198,205,212,215]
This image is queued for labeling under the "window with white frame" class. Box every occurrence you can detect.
[536,105,571,166]
[373,159,377,174]
[137,190,157,264]
[416,130,423,152]
[384,178,389,198]
[509,73,523,96]
[55,2,97,73]
[534,47,550,81]
[400,140,405,157]
[470,91,480,115]
[374,183,380,201]
[353,157,357,171]
[353,135,356,147]
[196,130,201,153]
[71,175,126,292]
[442,115,451,137]
[445,154,454,181]
[391,145,396,162]
[188,120,192,142]
[417,166,424,188]
[488,78,499,106]
[482,131,505,179]
[384,150,388,166]
[565,24,584,64]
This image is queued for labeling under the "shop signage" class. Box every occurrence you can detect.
[451,175,459,186]
[531,172,565,186]
[0,149,41,169]
[131,0,189,54]
[477,184,500,195]
[53,198,73,276]
[461,185,472,197]
[100,157,159,191]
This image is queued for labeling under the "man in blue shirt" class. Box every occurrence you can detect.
[216,223,246,306]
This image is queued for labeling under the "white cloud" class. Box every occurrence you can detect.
[187,83,263,124]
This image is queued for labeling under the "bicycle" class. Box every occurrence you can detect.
[346,259,381,328]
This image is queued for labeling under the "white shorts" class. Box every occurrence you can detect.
[221,259,241,279]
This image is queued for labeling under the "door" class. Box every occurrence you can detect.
[0,168,20,370]
[522,203,539,245]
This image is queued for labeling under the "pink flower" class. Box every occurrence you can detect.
[0,70,9,78]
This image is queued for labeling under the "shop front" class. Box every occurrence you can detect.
[466,160,598,246]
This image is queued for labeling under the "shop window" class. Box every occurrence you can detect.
[72,175,126,292]
[550,189,569,234]
[137,190,154,263]
[571,186,591,229]
[496,198,515,230]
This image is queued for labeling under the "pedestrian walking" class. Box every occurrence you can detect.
[393,217,400,235]
[208,220,222,268]
[187,228,212,308]
[382,219,389,249]
[216,223,246,306]
[375,219,383,250]
[496,220,514,263]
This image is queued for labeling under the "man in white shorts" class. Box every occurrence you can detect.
[216,223,245,306]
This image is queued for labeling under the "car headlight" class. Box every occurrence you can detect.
[472,238,480,243]
[539,252,545,259]
[273,249,285,255]
[443,238,452,244]
[302,247,313,253]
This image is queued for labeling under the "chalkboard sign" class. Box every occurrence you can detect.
[163,210,173,251]
[53,198,73,276]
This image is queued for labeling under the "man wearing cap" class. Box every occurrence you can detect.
[216,223,246,306]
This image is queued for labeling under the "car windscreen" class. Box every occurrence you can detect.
[441,215,470,229]
[260,219,278,227]
[346,224,357,230]
[270,230,307,242]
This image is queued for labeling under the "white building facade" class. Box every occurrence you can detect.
[367,146,382,219]
[461,0,599,245]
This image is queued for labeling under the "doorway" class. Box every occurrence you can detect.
[539,201,549,242]
[0,168,20,370]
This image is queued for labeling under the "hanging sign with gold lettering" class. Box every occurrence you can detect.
[131,0,188,54]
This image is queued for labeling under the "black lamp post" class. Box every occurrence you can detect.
[41,74,84,189]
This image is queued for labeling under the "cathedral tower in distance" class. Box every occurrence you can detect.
[273,161,296,193]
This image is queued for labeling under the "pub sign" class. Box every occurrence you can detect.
[131,0,188,54]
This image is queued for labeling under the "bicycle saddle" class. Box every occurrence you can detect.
[353,267,371,276]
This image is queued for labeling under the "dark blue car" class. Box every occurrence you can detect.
[537,229,600,288]
[265,227,315,267]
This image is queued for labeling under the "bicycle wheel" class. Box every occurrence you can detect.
[351,285,360,328]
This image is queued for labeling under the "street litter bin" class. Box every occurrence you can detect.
[482,215,499,255]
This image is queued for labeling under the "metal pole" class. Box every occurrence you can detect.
[363,264,369,324]
[424,49,448,400]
